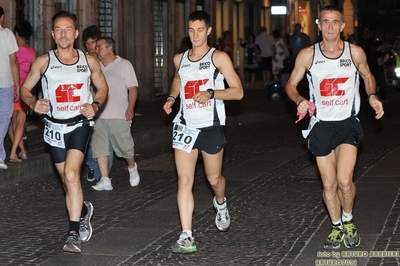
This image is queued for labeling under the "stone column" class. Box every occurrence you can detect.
[124,0,154,100]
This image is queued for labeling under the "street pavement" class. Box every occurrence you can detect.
[1,85,400,265]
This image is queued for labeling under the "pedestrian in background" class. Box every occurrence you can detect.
[218,30,234,61]
[346,34,357,45]
[8,19,36,163]
[272,29,289,82]
[163,10,243,254]
[20,10,109,253]
[82,25,101,57]
[255,26,275,86]
[370,40,389,101]
[82,25,114,182]
[289,23,310,58]
[0,6,20,170]
[240,33,261,89]
[90,36,140,191]
[286,5,384,250]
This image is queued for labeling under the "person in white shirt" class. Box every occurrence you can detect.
[0,6,20,170]
[90,36,140,191]
[255,26,275,86]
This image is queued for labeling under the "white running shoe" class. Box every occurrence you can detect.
[0,158,8,170]
[91,177,113,191]
[213,196,230,232]
[171,232,197,253]
[79,201,94,242]
[128,164,140,187]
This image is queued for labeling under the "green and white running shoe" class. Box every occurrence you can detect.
[343,219,361,248]
[171,232,197,254]
[324,225,344,249]
[213,196,230,232]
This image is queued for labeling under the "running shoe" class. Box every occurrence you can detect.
[324,225,344,249]
[212,196,230,232]
[343,219,361,248]
[91,177,113,191]
[171,232,197,254]
[63,231,82,253]
[128,164,140,187]
[86,168,95,182]
[79,201,94,242]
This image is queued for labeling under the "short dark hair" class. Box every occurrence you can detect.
[52,10,78,29]
[98,36,115,53]
[188,10,211,28]
[247,33,256,40]
[318,5,344,23]
[0,6,4,17]
[14,20,33,39]
[82,25,102,42]
[272,29,281,38]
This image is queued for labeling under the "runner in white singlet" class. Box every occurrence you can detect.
[285,5,384,250]
[163,10,243,254]
[20,11,108,254]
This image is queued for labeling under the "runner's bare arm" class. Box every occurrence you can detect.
[163,53,183,115]
[285,47,313,113]
[213,50,243,100]
[350,44,384,119]
[20,55,49,113]
[88,55,108,106]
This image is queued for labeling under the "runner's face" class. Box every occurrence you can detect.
[318,11,345,42]
[188,20,211,48]
[51,17,79,49]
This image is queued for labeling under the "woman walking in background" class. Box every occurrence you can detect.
[8,20,36,162]
[272,29,289,82]
[240,34,261,89]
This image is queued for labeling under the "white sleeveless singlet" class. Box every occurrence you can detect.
[173,47,226,128]
[41,49,93,120]
[307,41,360,121]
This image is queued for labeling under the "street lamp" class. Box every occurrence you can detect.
[271,6,287,15]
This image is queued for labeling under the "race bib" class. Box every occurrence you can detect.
[43,120,66,149]
[172,123,200,153]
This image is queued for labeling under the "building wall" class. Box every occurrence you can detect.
[0,0,358,101]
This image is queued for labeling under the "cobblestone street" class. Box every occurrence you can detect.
[1,88,400,265]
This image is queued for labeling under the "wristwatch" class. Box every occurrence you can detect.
[92,101,102,111]
[207,89,215,99]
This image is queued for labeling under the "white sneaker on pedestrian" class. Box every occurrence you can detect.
[0,158,8,170]
[91,177,113,191]
[128,164,140,187]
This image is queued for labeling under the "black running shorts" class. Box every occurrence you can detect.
[308,116,364,157]
[49,125,92,163]
[193,125,226,155]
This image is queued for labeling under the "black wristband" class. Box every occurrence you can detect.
[92,101,102,110]
[207,89,215,99]
[167,95,175,103]
[368,93,377,100]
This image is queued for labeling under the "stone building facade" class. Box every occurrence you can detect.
[1,0,357,100]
